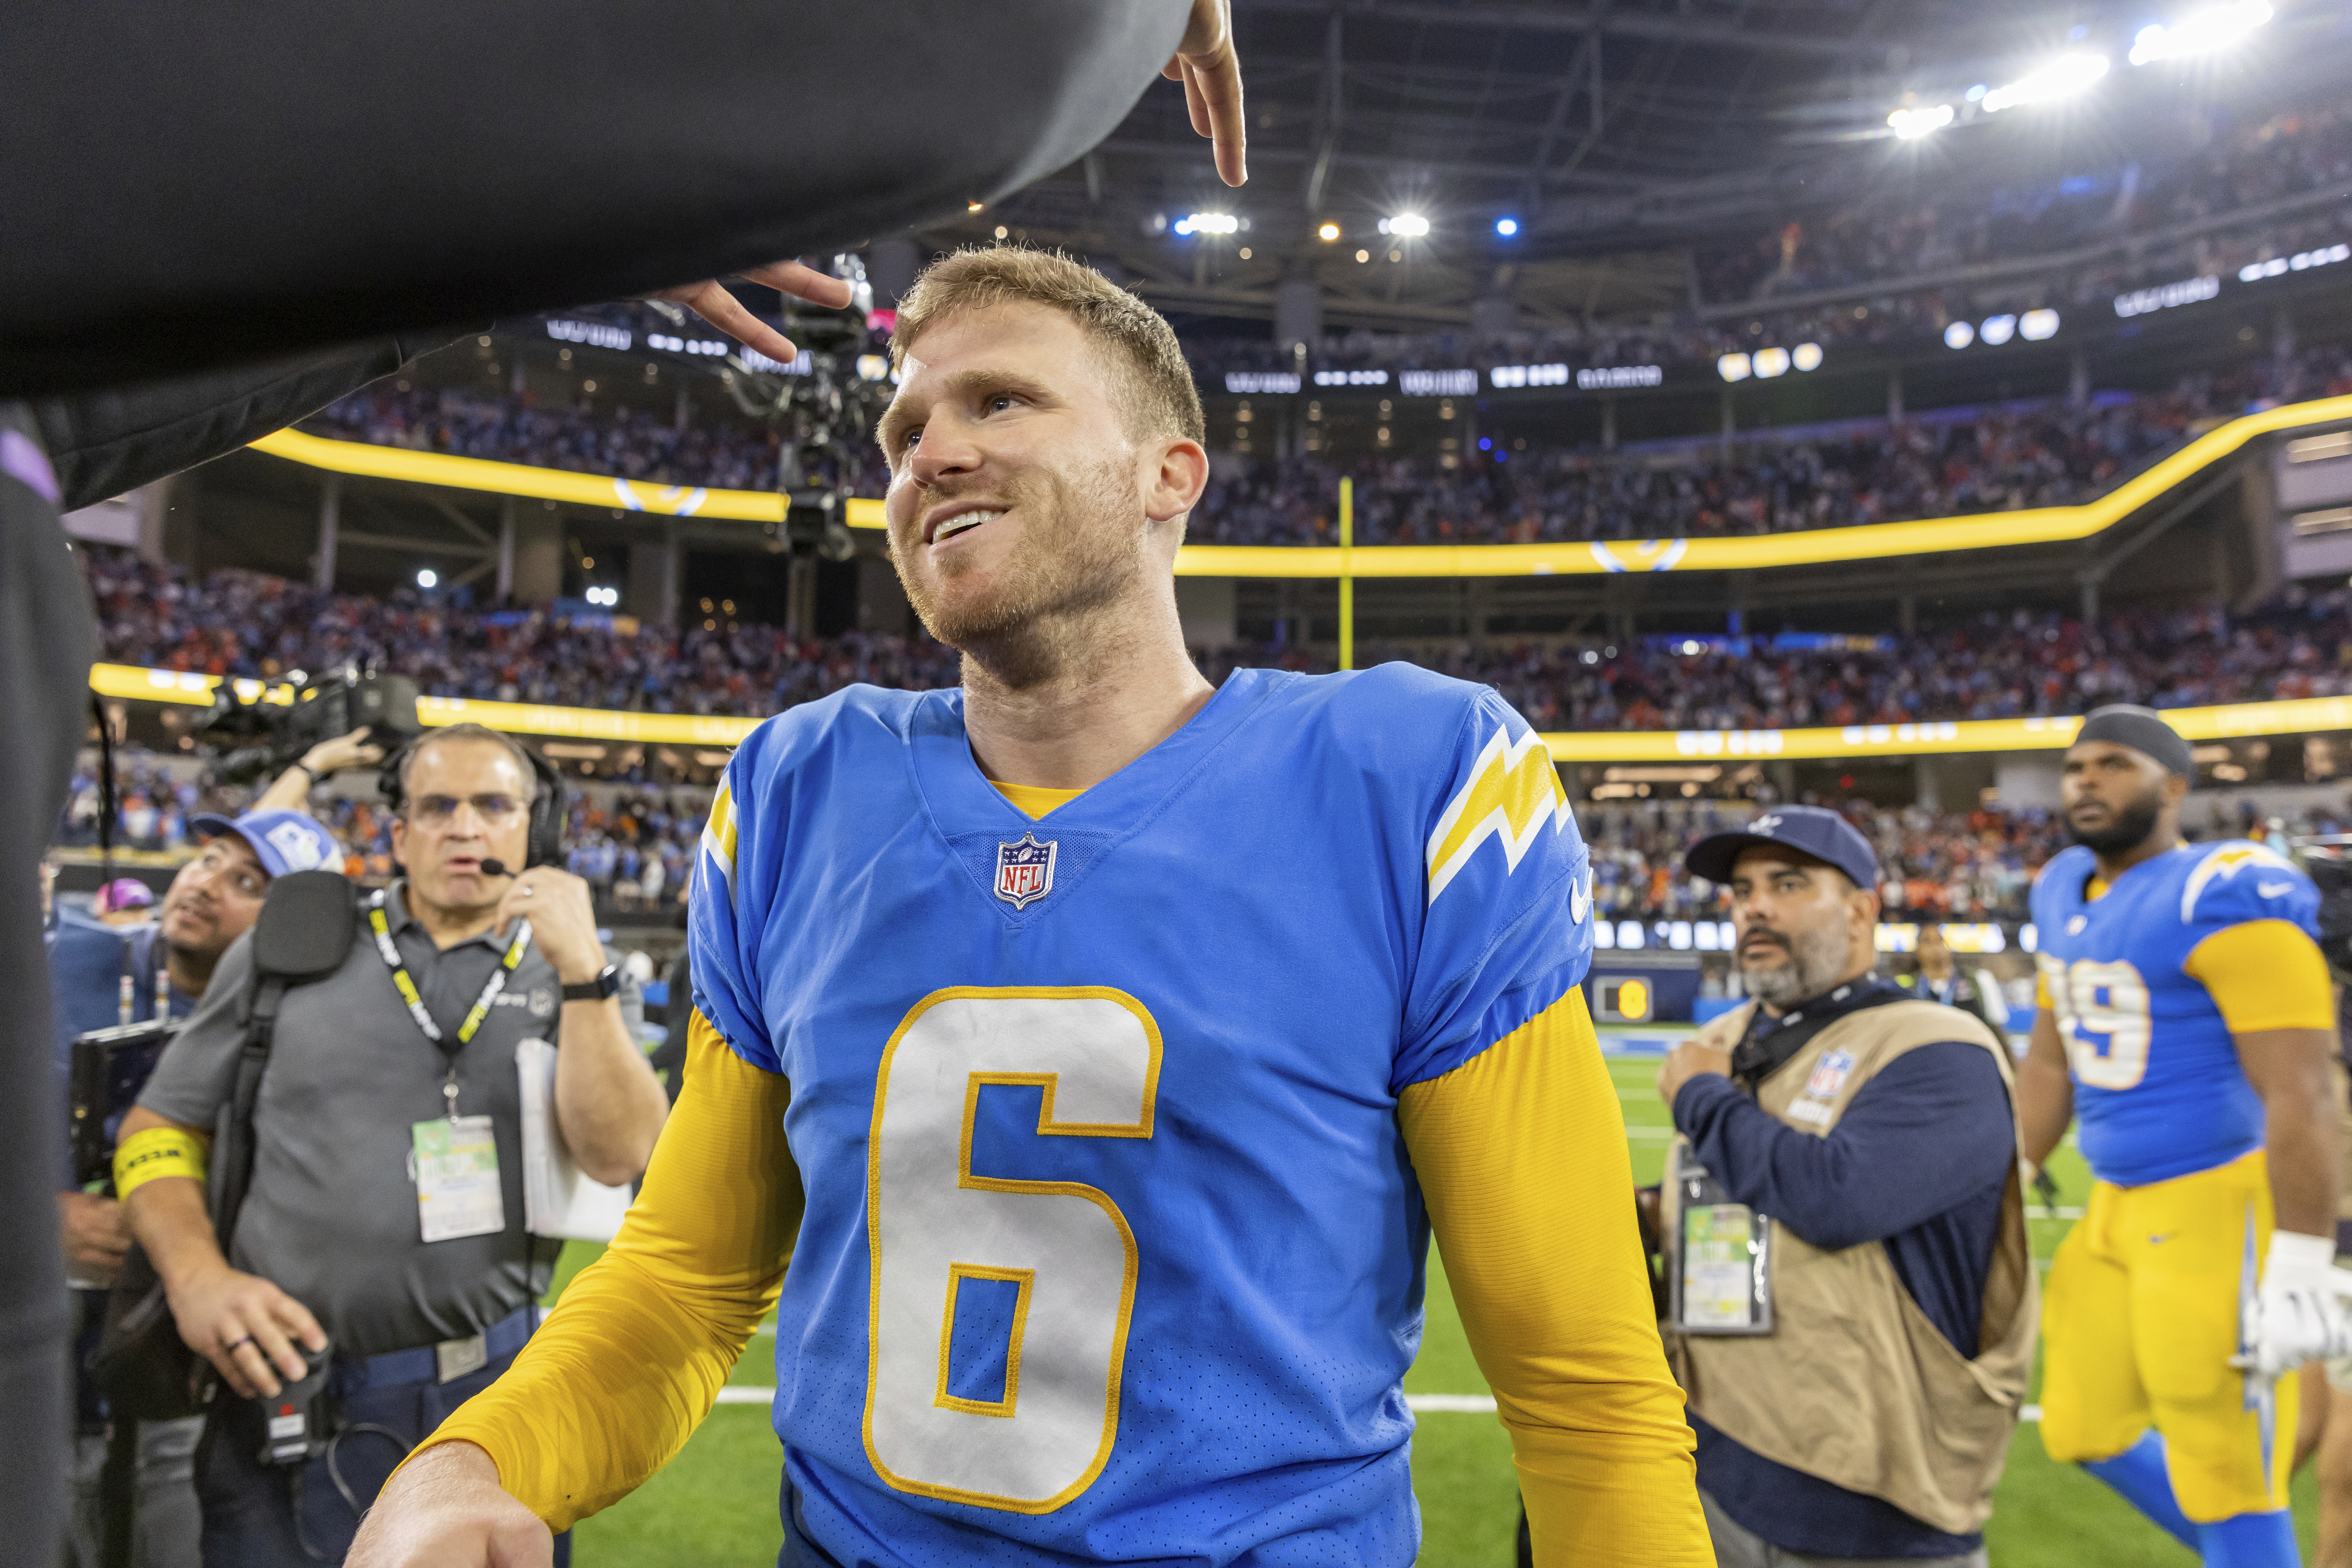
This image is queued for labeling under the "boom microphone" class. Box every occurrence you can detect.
[479,859,513,878]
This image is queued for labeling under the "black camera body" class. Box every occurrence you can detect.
[191,669,420,786]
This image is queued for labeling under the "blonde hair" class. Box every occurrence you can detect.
[889,247,1206,446]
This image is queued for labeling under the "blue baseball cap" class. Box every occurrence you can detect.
[188,808,343,879]
[1685,805,1880,891]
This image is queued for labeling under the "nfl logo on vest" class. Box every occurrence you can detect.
[994,832,1058,909]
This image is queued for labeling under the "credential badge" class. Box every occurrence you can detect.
[993,832,1059,910]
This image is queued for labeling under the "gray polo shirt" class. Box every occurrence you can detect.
[139,881,642,1357]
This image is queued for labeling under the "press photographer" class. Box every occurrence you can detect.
[54,730,375,1568]
[112,722,665,1564]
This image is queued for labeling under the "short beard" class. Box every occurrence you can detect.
[2068,788,2165,858]
[1742,919,1854,1010]
[891,450,1145,690]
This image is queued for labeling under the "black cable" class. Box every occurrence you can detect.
[90,693,116,884]
[325,1423,414,1532]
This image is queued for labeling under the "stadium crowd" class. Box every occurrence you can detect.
[283,339,2352,551]
[79,543,2352,733]
[305,380,892,498]
[1699,97,2352,305]
[1201,390,2194,546]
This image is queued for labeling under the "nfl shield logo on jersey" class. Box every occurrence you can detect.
[993,832,1058,910]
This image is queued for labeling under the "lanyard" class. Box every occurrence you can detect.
[367,890,531,1118]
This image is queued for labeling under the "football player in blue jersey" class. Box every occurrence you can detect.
[2020,705,2346,1567]
[354,243,1711,1565]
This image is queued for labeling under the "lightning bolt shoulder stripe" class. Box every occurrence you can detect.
[1426,726,1568,906]
[701,777,739,898]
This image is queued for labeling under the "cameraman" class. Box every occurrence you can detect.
[52,756,361,1567]
[114,723,663,1565]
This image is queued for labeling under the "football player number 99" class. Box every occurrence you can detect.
[2038,956,2153,1090]
[863,988,1164,1513]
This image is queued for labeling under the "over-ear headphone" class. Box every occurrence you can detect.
[379,730,568,869]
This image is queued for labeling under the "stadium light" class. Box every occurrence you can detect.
[416,568,438,589]
[1382,213,1431,238]
[2129,2,2272,66]
[1979,314,2017,346]
[1887,103,1955,139]
[1717,352,1753,383]
[1981,53,2108,113]
[1792,342,1824,372]
[2020,308,2062,340]
[1495,216,1519,237]
[1944,321,1976,349]
[1752,347,1791,379]
[1318,222,1341,241]
[1174,211,1240,237]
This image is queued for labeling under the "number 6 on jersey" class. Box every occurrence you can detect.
[863,987,1163,1512]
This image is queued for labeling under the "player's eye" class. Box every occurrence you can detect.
[983,393,1018,415]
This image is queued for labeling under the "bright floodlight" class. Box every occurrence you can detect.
[1982,53,2109,114]
[1387,212,1431,238]
[2020,308,2062,340]
[2130,2,2272,66]
[1180,211,1239,236]
[1717,352,1753,383]
[416,568,438,589]
[1944,321,1976,349]
[1888,103,1955,139]
[1753,347,1791,379]
[1792,342,1824,372]
[1979,314,2018,346]
[1318,222,1341,241]
[1495,216,1519,237]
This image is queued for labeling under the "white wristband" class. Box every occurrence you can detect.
[2267,1229,2338,1288]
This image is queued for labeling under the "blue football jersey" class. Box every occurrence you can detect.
[2029,839,2321,1188]
[690,664,1594,1566]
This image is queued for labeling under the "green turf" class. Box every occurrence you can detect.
[543,1053,2323,1563]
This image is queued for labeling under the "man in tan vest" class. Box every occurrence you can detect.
[1653,806,2036,1567]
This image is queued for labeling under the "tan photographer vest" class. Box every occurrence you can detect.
[1661,997,2036,1536]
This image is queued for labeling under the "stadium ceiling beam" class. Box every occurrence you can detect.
[1092,136,1676,195]
[1247,0,1865,59]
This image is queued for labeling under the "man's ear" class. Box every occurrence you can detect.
[1144,437,1209,524]
[2161,771,2191,806]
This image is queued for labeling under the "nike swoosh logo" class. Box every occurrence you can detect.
[1569,873,1592,926]
[2149,1232,2177,1245]
[2259,881,2294,898]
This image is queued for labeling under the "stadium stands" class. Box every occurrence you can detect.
[279,342,2352,548]
[78,543,2352,732]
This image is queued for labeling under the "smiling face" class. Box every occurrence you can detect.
[877,301,1205,682]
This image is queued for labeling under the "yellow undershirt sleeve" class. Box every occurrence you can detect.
[406,1013,802,1528]
[1397,988,1711,1566]
[2183,919,2338,1034]
[987,779,1085,820]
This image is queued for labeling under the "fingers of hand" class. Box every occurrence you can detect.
[740,260,855,310]
[679,286,799,367]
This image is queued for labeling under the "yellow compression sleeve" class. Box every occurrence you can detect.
[409,1013,802,1528]
[2184,919,2338,1034]
[1397,988,1711,1566]
[987,779,1085,820]
[113,1125,208,1200]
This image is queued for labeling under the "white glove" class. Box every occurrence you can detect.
[2253,1230,2352,1379]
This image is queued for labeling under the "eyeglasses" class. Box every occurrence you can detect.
[411,793,526,823]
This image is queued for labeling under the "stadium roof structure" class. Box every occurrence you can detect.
[247,390,2352,579]
[909,0,2352,335]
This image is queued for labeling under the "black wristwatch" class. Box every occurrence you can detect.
[561,964,621,1003]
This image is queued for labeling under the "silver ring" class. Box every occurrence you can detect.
[520,886,535,897]
[223,1335,254,1355]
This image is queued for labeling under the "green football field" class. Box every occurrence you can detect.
[547,1047,2323,1563]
